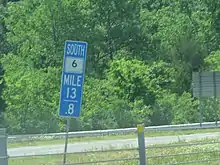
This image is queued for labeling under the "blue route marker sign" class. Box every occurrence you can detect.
[59,40,88,118]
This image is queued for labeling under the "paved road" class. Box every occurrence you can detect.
[8,132,220,157]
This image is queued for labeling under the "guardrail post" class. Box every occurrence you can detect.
[0,128,8,165]
[137,124,146,165]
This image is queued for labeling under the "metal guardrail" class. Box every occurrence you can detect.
[7,121,220,142]
[1,125,146,165]
[147,139,220,165]
[4,123,220,165]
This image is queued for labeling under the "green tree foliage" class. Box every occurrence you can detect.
[2,54,61,133]
[0,0,7,127]
[1,0,220,133]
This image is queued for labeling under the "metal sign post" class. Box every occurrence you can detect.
[63,119,70,164]
[59,40,88,164]
[0,128,7,165]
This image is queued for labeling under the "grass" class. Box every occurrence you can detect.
[8,128,220,148]
[9,138,220,165]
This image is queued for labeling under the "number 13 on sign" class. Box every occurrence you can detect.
[66,87,76,99]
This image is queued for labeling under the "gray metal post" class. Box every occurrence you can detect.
[198,72,203,127]
[213,72,218,126]
[0,128,8,165]
[137,124,146,165]
[63,119,70,165]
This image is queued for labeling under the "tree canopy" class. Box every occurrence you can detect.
[1,0,220,134]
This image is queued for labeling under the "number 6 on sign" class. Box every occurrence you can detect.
[72,60,77,67]
[64,57,84,74]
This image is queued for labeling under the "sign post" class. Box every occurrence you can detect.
[192,71,220,126]
[59,40,87,164]
[0,128,7,165]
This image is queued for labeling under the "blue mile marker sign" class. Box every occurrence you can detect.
[59,40,88,118]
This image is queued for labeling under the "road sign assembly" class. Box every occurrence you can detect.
[59,40,87,118]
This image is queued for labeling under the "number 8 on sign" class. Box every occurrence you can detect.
[68,104,74,115]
